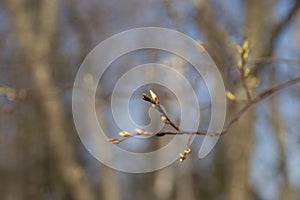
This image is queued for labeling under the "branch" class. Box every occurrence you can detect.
[107,76,300,162]
[158,75,300,136]
[266,0,300,56]
[142,91,179,131]
[194,1,235,69]
[114,76,300,139]
[250,57,300,65]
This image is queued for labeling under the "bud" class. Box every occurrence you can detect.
[142,93,151,102]
[149,90,159,104]
[161,115,170,124]
[135,128,149,135]
[243,68,250,77]
[185,147,191,154]
[179,153,186,162]
[118,131,132,137]
[236,45,243,54]
[108,138,121,144]
[226,91,237,102]
[247,77,259,88]
[242,40,249,50]
[242,50,249,61]
[237,60,243,69]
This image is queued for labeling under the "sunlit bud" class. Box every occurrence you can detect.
[142,93,151,102]
[237,60,243,69]
[243,68,250,77]
[185,147,191,154]
[243,50,249,61]
[179,153,186,162]
[236,45,243,54]
[108,138,121,144]
[0,87,16,101]
[149,90,159,104]
[135,128,149,135]
[226,91,237,102]
[247,77,259,88]
[118,131,132,137]
[242,40,249,50]
[161,115,170,124]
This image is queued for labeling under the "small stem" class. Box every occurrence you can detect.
[240,68,252,100]
[109,77,300,144]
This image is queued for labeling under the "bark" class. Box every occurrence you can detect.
[223,1,269,199]
[4,0,96,199]
[269,71,296,200]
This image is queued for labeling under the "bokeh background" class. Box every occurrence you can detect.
[1,0,300,199]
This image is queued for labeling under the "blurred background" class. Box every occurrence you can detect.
[1,0,300,199]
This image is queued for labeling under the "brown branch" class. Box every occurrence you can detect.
[240,70,252,100]
[108,76,300,162]
[142,91,197,150]
[149,76,300,137]
[155,130,219,137]
[250,57,300,65]
[266,0,300,56]
[194,1,235,70]
[250,0,300,76]
[142,92,179,131]
[163,0,182,30]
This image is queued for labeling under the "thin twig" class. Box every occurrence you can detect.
[109,76,300,140]
[240,67,252,100]
[142,92,179,131]
[107,76,300,162]
[250,57,300,65]
[152,76,300,136]
[266,0,300,56]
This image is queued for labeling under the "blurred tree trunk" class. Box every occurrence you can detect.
[4,0,96,200]
[269,71,296,200]
[96,99,121,200]
[195,1,235,70]
[195,0,271,199]
[174,65,196,200]
[224,1,269,199]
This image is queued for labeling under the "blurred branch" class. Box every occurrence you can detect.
[251,0,300,76]
[108,75,300,139]
[223,75,300,134]
[0,86,26,101]
[157,75,300,136]
[266,0,300,56]
[194,1,235,69]
[250,57,300,65]
[163,0,182,30]
[142,91,179,131]
[269,72,296,199]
